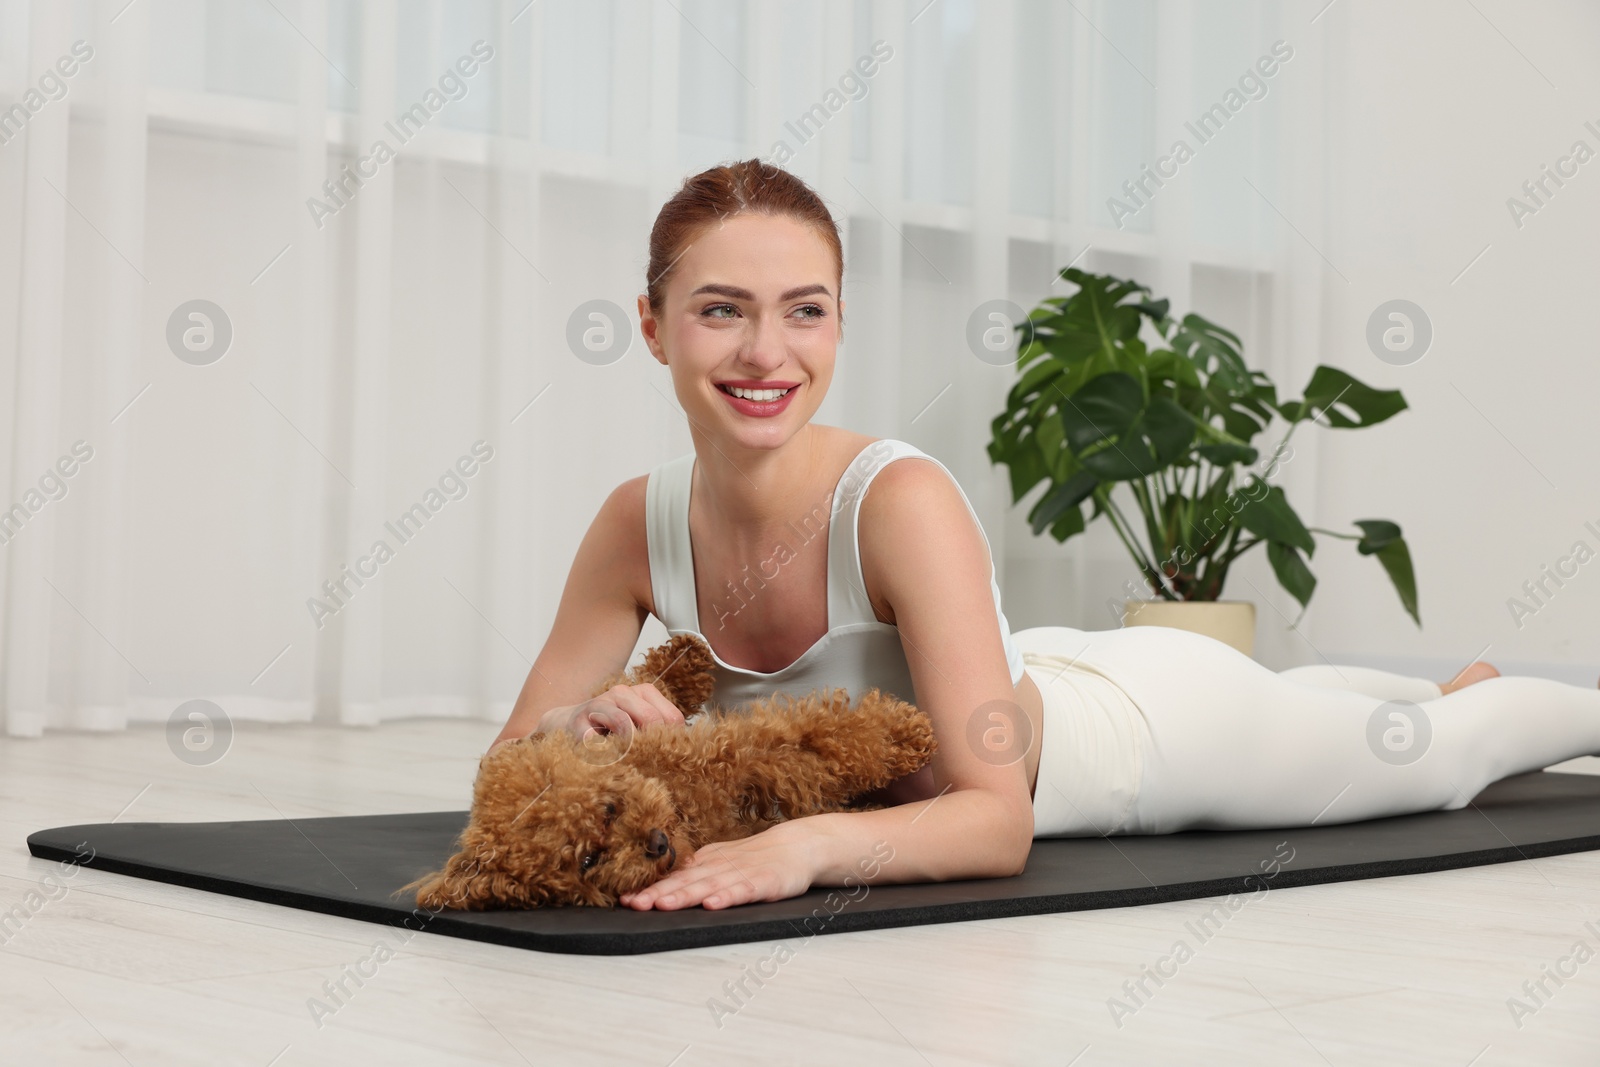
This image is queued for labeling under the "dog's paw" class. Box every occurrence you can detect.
[632,634,717,712]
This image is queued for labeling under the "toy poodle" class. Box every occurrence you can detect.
[404,633,937,909]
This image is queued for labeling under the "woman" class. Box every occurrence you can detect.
[491,159,1600,912]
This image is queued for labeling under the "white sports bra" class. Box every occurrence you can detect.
[644,437,1027,711]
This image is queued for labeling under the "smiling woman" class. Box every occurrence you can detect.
[490,159,1048,910]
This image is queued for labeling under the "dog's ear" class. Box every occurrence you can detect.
[404,848,501,911]
[637,633,717,711]
[404,840,571,910]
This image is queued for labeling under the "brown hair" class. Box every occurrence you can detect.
[644,159,843,318]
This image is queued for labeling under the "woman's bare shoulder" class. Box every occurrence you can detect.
[857,450,955,504]
[850,453,974,626]
[595,474,657,620]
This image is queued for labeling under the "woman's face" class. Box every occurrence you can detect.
[639,212,842,452]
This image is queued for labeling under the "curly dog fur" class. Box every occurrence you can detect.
[403,633,937,909]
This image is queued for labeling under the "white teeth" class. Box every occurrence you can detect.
[723,385,791,402]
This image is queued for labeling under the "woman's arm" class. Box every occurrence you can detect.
[491,477,674,749]
[807,457,1035,878]
[621,459,1034,909]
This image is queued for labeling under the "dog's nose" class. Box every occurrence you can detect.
[644,828,669,858]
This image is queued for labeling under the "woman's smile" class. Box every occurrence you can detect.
[715,380,801,418]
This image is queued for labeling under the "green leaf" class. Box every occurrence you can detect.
[1045,268,1155,361]
[1143,347,1203,391]
[1014,337,1051,374]
[1371,539,1421,627]
[1035,410,1066,478]
[1047,500,1088,542]
[1089,412,1194,481]
[1038,329,1109,365]
[1058,266,1152,308]
[1353,519,1403,553]
[1170,313,1250,392]
[1278,365,1408,428]
[1001,433,1049,501]
[1195,443,1259,466]
[1029,470,1098,535]
[1352,519,1420,626]
[1133,298,1170,322]
[1004,355,1068,410]
[1267,540,1317,609]
[1059,373,1143,452]
[1076,397,1197,481]
[1137,397,1198,466]
[1236,483,1316,554]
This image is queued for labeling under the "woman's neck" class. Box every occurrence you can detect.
[689,423,835,536]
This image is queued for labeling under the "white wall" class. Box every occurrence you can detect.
[1310,0,1600,684]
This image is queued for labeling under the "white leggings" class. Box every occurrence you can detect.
[1016,625,1600,838]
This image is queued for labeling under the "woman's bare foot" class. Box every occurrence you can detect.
[1440,660,1500,696]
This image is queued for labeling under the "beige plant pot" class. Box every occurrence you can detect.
[1121,599,1257,658]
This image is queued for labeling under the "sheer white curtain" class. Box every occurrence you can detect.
[0,0,1323,737]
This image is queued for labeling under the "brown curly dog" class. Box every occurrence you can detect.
[403,633,937,909]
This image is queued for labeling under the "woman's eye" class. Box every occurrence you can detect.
[793,303,825,320]
[702,303,738,319]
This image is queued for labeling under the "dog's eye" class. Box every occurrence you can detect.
[580,850,601,871]
[603,801,617,821]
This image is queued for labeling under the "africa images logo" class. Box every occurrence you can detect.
[1105,40,1294,229]
[305,41,495,229]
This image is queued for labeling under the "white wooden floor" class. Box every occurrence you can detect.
[4,720,1600,1066]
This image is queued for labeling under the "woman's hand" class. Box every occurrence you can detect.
[619,821,821,911]
[539,682,687,740]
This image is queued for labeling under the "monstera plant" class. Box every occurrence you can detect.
[986,267,1420,627]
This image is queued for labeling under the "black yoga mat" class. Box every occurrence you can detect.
[27,770,1600,956]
